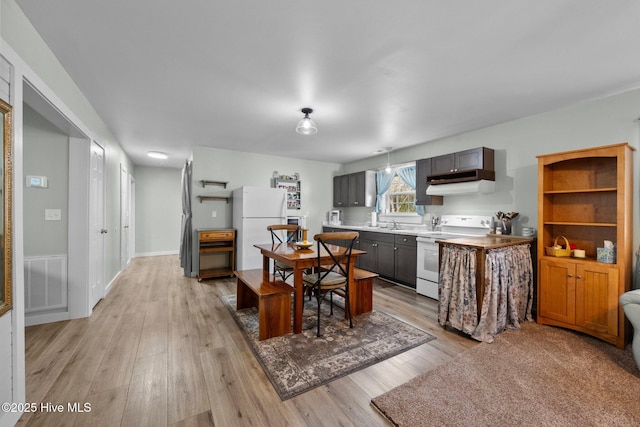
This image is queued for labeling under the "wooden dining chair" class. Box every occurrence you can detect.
[302,231,359,337]
[267,224,301,281]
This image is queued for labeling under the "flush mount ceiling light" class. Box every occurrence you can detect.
[147,151,168,159]
[296,107,318,135]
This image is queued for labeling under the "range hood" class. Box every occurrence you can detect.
[426,179,495,196]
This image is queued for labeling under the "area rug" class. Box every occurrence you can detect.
[221,294,436,400]
[371,322,640,427]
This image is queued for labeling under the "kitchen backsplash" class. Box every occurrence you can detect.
[339,206,536,235]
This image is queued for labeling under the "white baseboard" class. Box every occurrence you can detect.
[104,269,123,296]
[134,250,179,257]
[25,311,69,327]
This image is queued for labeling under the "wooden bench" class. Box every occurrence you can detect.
[351,268,377,315]
[235,269,293,340]
[327,267,378,318]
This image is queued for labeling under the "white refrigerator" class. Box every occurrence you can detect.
[232,186,287,271]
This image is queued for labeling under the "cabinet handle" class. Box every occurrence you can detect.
[567,274,573,278]
[354,201,359,205]
[576,275,583,279]
[373,243,378,247]
[394,247,397,250]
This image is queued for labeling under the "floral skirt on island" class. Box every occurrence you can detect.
[438,244,533,343]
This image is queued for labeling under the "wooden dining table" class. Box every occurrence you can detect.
[253,242,365,334]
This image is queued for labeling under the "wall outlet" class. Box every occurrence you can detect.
[211,211,217,218]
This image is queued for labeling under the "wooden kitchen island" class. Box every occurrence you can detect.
[436,235,535,342]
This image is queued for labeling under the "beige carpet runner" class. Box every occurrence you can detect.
[372,322,640,426]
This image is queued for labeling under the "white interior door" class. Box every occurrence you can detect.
[129,177,135,259]
[120,165,130,269]
[89,141,105,308]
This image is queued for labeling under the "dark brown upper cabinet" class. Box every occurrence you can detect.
[333,170,376,207]
[415,158,443,206]
[431,147,494,175]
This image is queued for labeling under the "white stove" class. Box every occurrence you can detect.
[416,215,493,299]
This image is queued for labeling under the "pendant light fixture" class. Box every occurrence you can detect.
[296,107,318,135]
[385,147,393,173]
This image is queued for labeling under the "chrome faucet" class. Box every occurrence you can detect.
[391,220,398,230]
[431,216,439,231]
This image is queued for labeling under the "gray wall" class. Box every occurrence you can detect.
[188,146,341,275]
[134,165,182,256]
[340,88,640,250]
[22,104,69,256]
[131,147,342,274]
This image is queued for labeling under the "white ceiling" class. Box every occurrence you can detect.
[15,0,640,168]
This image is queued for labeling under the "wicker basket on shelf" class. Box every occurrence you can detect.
[545,236,572,257]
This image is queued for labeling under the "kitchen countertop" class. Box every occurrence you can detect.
[323,223,537,241]
[323,223,431,237]
[436,234,535,249]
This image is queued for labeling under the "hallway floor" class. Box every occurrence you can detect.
[18,255,474,426]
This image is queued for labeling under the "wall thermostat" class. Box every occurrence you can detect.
[26,175,48,188]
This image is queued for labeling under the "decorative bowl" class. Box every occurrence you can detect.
[294,241,313,250]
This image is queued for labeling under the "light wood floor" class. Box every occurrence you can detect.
[18,255,477,427]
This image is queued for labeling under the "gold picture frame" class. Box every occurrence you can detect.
[0,98,13,317]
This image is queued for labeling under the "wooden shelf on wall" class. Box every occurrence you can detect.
[200,180,228,188]
[197,195,230,203]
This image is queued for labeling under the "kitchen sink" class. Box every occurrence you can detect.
[329,223,429,235]
[364,225,405,231]
[370,223,428,231]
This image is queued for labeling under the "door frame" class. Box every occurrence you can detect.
[22,80,93,323]
[89,140,106,308]
[129,175,135,259]
[120,164,131,270]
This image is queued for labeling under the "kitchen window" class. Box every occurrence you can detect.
[383,174,416,213]
[376,164,424,216]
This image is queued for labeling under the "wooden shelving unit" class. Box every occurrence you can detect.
[272,174,301,210]
[536,142,633,348]
[197,229,235,281]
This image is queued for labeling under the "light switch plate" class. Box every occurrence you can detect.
[45,209,62,221]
